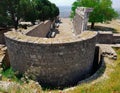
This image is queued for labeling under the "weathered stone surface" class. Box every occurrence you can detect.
[96,44,117,60]
[26,20,52,37]
[97,31,120,44]
[73,7,93,35]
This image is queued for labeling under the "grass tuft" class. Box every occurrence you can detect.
[1,67,23,84]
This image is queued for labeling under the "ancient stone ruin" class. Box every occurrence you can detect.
[1,7,120,88]
[73,7,93,35]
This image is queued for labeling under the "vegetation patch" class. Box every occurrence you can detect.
[1,67,23,84]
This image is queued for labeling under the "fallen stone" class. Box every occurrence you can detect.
[1,47,7,51]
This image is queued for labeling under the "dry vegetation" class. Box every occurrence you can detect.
[88,19,120,33]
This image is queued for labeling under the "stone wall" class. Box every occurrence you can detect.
[97,31,120,44]
[97,31,113,44]
[0,30,8,44]
[113,34,120,43]
[73,7,93,35]
[4,31,97,87]
[26,20,52,37]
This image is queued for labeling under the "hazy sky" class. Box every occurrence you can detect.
[49,0,120,9]
[49,0,75,6]
[112,0,120,9]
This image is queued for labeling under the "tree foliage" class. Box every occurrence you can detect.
[71,0,118,29]
[0,0,59,29]
[35,0,59,21]
[0,0,21,28]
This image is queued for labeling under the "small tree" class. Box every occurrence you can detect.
[71,0,118,29]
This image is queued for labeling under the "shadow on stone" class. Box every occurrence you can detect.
[78,46,106,84]
[40,47,106,90]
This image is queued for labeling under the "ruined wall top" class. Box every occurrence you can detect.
[76,7,93,13]
[76,7,93,18]
[73,7,93,35]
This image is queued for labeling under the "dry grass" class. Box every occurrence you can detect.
[88,19,120,33]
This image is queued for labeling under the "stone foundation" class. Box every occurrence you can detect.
[4,31,97,87]
[0,29,9,44]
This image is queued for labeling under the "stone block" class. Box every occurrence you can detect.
[73,7,93,35]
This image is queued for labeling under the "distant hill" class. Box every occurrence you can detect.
[58,6,71,18]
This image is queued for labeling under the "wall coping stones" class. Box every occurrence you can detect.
[4,31,97,44]
[20,20,51,35]
[98,31,113,34]
[113,34,120,36]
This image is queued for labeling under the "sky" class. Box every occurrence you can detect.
[112,0,120,9]
[49,0,75,6]
[49,0,120,9]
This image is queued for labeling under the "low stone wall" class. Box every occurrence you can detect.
[4,31,97,87]
[113,34,120,43]
[97,31,120,44]
[73,13,83,35]
[26,20,52,37]
[97,31,113,44]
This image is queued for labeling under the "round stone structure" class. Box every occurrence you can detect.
[4,31,97,87]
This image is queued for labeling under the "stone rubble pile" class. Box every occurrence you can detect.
[0,44,7,80]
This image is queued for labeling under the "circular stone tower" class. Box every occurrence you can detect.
[4,7,96,88]
[4,31,97,87]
